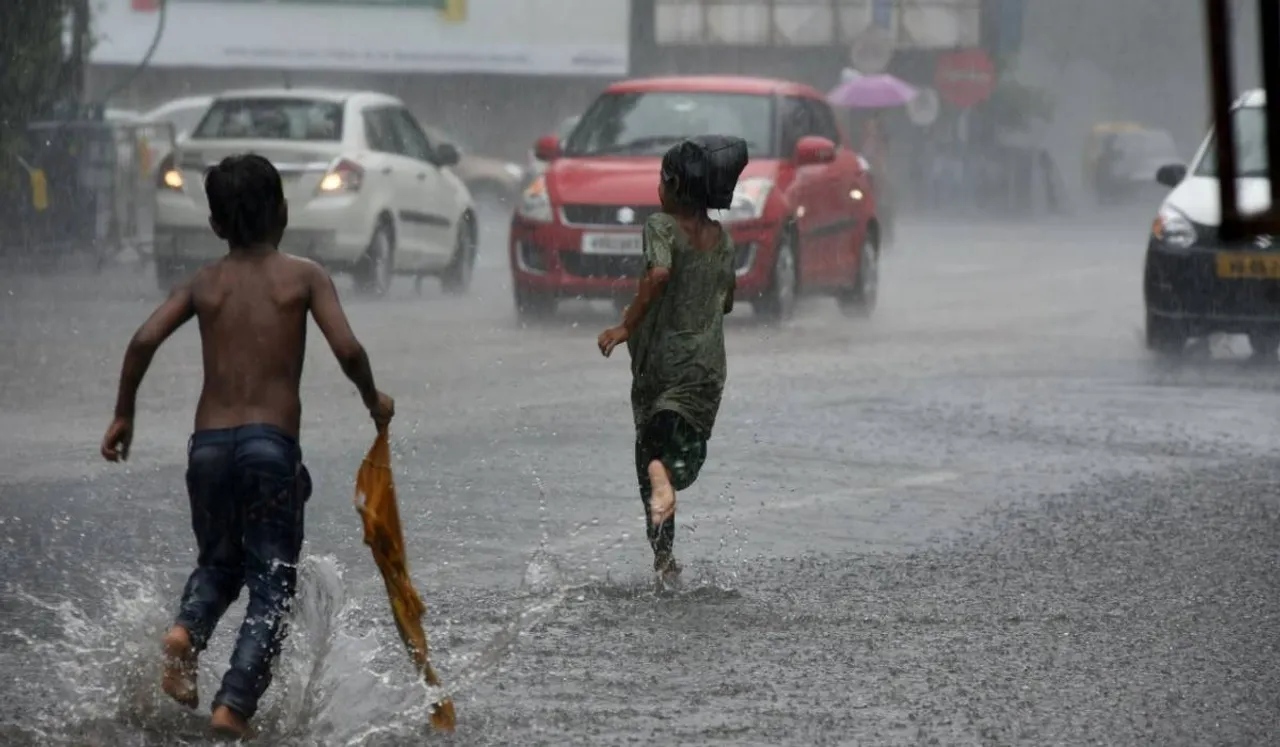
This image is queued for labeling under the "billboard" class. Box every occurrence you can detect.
[96,0,628,76]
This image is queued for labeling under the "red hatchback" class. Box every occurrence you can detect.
[509,75,881,321]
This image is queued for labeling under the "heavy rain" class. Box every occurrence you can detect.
[1,0,1278,744]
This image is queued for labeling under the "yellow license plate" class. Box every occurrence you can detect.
[1215,253,1280,279]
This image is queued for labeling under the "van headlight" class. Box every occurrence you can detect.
[517,176,554,222]
[709,177,774,223]
[1151,204,1197,251]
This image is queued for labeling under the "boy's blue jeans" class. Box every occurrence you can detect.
[175,424,311,720]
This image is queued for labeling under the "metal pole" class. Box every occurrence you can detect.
[629,0,656,76]
[1205,0,1239,239]
[69,0,91,105]
[1258,0,1280,211]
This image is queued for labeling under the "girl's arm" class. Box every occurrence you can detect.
[621,266,670,332]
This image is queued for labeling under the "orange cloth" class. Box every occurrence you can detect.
[355,428,457,732]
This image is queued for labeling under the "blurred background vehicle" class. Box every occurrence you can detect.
[511,75,880,323]
[420,123,524,223]
[153,87,475,297]
[525,114,581,187]
[1085,121,1181,206]
[138,94,215,169]
[141,95,215,142]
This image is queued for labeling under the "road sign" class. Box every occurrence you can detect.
[934,48,996,108]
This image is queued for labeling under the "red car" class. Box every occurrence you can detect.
[509,75,881,322]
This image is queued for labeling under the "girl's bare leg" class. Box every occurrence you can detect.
[646,459,682,581]
[647,459,676,528]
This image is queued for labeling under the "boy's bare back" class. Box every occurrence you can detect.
[100,153,390,467]
[190,251,358,438]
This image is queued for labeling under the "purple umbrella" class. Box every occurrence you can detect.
[827,74,918,109]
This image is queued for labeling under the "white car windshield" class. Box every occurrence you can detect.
[563,91,774,157]
[193,98,344,142]
[1195,106,1268,178]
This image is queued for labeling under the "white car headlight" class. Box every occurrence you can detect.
[709,177,774,223]
[517,176,554,222]
[1151,204,1197,250]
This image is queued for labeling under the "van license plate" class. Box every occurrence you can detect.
[582,232,642,255]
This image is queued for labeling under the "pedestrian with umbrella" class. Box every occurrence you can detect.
[827,71,918,245]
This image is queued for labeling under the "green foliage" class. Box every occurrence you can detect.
[1,0,87,161]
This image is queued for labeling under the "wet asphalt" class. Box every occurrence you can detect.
[0,212,1278,746]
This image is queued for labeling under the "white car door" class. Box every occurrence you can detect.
[361,106,431,270]
[388,108,456,264]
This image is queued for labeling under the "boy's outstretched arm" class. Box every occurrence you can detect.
[102,280,197,461]
[306,262,394,426]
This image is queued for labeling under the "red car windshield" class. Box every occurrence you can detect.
[563,91,775,158]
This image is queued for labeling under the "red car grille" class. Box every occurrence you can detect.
[561,204,661,227]
[560,252,645,278]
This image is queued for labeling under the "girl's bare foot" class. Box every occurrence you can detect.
[647,460,677,527]
[210,704,251,740]
[654,552,682,585]
[161,626,199,709]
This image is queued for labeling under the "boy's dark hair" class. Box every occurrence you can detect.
[660,136,750,211]
[205,154,285,248]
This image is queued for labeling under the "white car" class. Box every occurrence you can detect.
[143,95,215,142]
[139,95,215,169]
[154,88,476,297]
[1143,88,1272,357]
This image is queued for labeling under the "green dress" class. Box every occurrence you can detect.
[627,212,735,441]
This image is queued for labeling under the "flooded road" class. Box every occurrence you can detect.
[1,217,1278,745]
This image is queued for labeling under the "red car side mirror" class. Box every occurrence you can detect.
[534,134,561,162]
[795,135,836,166]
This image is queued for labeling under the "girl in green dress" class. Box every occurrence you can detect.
[598,137,748,582]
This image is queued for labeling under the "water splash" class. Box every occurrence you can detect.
[3,556,454,746]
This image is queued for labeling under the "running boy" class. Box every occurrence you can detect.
[597,136,749,583]
[100,154,394,738]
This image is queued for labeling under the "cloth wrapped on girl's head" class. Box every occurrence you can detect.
[660,135,750,210]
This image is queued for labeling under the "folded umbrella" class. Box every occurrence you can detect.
[827,74,919,109]
[355,427,457,732]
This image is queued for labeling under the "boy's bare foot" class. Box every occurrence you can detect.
[161,625,199,709]
[647,460,677,527]
[210,704,251,740]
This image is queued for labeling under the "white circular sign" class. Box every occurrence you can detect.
[617,207,635,224]
[849,28,896,75]
[906,87,941,126]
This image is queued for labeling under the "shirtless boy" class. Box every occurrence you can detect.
[100,154,394,738]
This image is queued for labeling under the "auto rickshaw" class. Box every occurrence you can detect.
[1083,121,1180,205]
